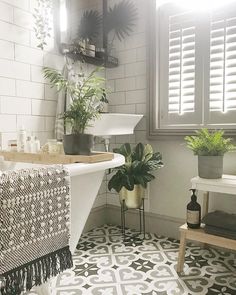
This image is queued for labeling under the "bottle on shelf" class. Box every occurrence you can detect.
[25,136,34,153]
[34,136,40,153]
[17,125,26,152]
[186,189,201,229]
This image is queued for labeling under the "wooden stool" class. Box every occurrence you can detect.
[177,175,236,273]
[177,223,236,273]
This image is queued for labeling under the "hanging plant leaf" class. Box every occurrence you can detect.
[78,10,102,42]
[33,0,52,50]
[105,0,138,41]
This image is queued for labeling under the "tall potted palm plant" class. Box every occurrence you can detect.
[43,66,107,155]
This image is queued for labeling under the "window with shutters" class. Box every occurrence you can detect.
[149,1,236,136]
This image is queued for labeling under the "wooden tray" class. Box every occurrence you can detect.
[0,151,114,164]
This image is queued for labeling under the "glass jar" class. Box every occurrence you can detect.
[47,139,58,154]
[56,142,64,154]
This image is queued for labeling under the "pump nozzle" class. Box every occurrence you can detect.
[189,188,197,201]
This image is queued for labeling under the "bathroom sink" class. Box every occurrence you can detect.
[86,113,143,136]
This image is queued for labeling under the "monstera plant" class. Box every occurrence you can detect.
[108,143,163,208]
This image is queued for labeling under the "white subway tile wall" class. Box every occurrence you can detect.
[13,8,33,29]
[1,96,31,114]
[0,0,107,210]
[0,40,14,59]
[106,0,147,207]
[0,0,146,210]
[3,0,29,10]
[0,0,64,148]
[0,1,13,23]
[106,0,147,133]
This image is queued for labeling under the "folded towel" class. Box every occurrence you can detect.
[0,165,73,295]
[202,210,236,232]
[204,225,236,240]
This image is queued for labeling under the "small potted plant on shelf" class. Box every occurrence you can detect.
[77,9,102,57]
[72,1,138,59]
[43,66,107,155]
[185,128,235,179]
[108,143,163,209]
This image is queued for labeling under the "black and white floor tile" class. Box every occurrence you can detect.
[30,225,236,294]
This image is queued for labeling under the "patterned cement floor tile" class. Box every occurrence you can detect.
[28,224,236,295]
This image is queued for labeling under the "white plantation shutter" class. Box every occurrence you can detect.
[207,8,236,126]
[168,19,195,114]
[154,2,236,133]
[159,7,203,129]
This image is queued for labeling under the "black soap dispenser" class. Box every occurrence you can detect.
[187,189,201,229]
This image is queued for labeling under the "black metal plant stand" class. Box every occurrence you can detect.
[121,198,146,241]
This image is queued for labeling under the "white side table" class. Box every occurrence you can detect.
[177,175,236,273]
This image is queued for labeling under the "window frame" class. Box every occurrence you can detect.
[147,0,236,138]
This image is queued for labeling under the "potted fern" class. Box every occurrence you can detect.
[43,66,107,155]
[185,129,235,179]
[108,143,163,209]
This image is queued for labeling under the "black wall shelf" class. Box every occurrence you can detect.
[65,51,118,68]
[57,0,119,68]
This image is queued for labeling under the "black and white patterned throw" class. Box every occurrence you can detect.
[0,165,73,294]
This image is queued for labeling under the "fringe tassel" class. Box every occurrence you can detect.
[1,246,73,295]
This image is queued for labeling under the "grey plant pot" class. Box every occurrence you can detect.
[198,155,223,179]
[63,134,94,155]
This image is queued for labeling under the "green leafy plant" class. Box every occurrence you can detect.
[185,128,235,156]
[43,66,107,134]
[33,0,52,50]
[108,143,163,193]
[78,10,102,43]
[105,0,138,42]
[100,89,109,104]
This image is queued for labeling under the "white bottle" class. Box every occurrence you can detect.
[17,125,26,152]
[34,136,40,153]
[25,136,33,153]
[31,136,36,153]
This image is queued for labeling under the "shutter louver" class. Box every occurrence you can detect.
[168,15,196,115]
[157,3,236,133]
[209,16,236,113]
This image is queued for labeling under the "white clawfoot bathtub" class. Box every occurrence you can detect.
[64,154,124,253]
[0,153,124,295]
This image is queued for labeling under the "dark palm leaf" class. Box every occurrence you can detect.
[78,10,102,41]
[105,0,138,41]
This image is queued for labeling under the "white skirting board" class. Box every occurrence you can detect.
[105,204,185,239]
[83,205,107,233]
[84,204,184,240]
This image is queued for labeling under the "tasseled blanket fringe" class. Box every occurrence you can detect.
[0,246,73,295]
